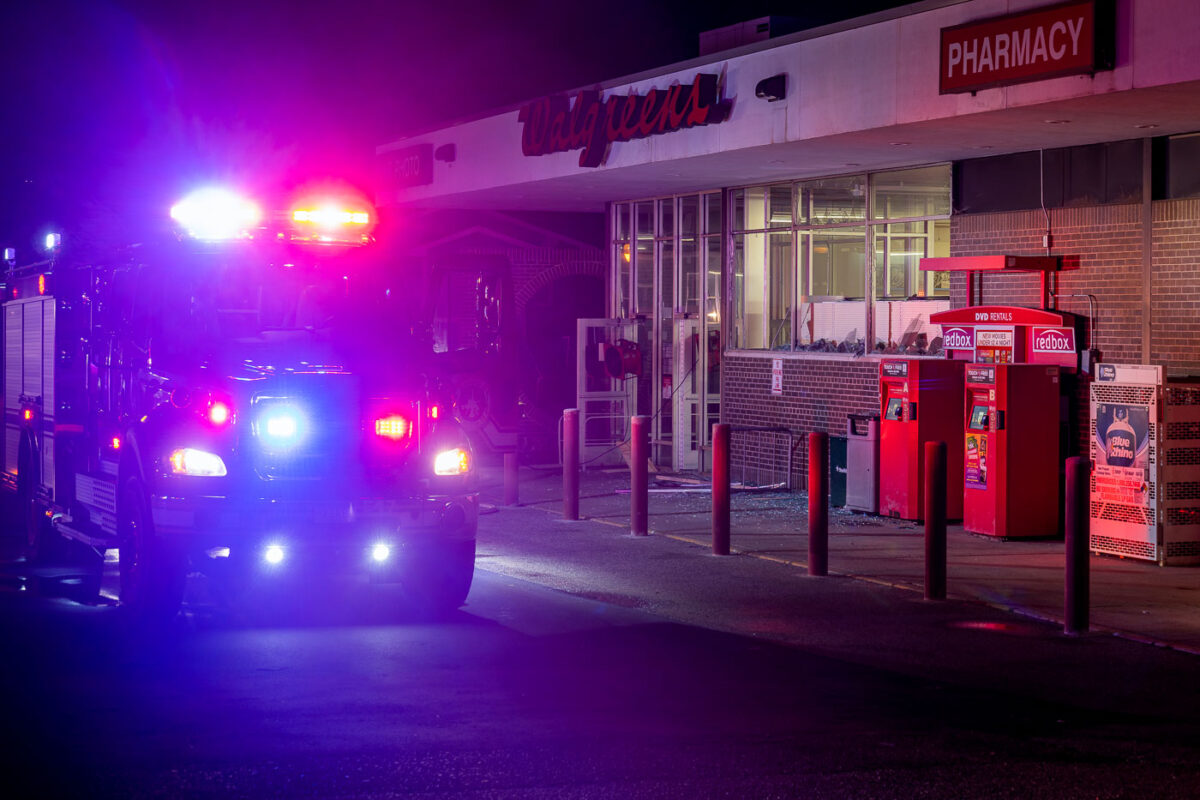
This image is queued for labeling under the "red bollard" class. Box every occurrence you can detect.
[712,423,731,555]
[563,409,579,521]
[631,415,649,536]
[808,431,828,576]
[503,451,519,506]
[924,440,947,601]
[1064,456,1090,635]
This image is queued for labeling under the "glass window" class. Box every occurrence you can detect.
[659,198,674,238]
[768,232,793,349]
[680,195,699,237]
[704,192,722,235]
[767,185,792,228]
[615,242,631,318]
[615,203,631,241]
[807,228,864,299]
[680,235,699,315]
[635,240,654,314]
[733,232,766,349]
[636,202,654,238]
[659,240,674,312]
[705,236,721,325]
[871,165,951,219]
[804,175,866,225]
[732,186,766,232]
[797,227,865,351]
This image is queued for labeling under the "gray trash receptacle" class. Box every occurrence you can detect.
[846,414,879,513]
[829,436,848,507]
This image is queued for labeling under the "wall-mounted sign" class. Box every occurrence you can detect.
[942,327,975,350]
[976,329,1014,349]
[939,0,1114,95]
[383,143,434,188]
[518,73,731,168]
[771,358,783,395]
[1030,326,1076,354]
[966,365,996,385]
[881,360,909,377]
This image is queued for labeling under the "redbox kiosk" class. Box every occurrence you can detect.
[878,358,965,520]
[963,363,1061,538]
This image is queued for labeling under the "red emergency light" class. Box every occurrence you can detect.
[374,414,412,441]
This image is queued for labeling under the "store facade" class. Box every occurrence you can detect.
[378,0,1200,479]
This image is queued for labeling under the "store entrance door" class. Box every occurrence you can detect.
[575,318,640,467]
[672,319,702,471]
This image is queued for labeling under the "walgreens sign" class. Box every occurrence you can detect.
[1031,326,1076,354]
[518,73,730,168]
[939,0,1113,94]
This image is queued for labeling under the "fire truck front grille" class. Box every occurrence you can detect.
[249,381,363,481]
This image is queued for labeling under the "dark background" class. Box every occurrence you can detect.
[0,0,911,251]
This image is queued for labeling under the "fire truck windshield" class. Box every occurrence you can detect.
[127,240,423,373]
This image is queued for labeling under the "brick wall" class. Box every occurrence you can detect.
[1152,199,1200,375]
[721,353,878,482]
[721,200,1200,484]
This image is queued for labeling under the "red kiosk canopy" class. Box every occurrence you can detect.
[919,255,1074,273]
[928,306,1072,326]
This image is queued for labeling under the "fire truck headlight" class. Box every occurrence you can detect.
[169,448,228,477]
[433,447,470,476]
[370,543,391,563]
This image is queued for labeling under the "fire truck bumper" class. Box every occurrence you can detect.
[149,492,477,562]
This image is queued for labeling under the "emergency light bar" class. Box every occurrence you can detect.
[292,208,370,226]
[170,188,262,241]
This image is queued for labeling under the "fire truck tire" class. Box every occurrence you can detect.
[402,539,475,614]
[117,476,186,625]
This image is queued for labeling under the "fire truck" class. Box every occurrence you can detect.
[2,187,478,620]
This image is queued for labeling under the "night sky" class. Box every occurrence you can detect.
[0,0,910,251]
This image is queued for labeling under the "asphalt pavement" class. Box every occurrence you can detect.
[2,467,1200,797]
[481,463,1200,655]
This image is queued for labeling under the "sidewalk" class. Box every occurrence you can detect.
[481,464,1200,655]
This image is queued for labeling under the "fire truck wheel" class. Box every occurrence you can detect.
[117,476,185,625]
[402,539,476,614]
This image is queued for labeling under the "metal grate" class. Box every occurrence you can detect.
[1166,540,1200,557]
[1165,507,1200,526]
[730,427,795,490]
[1166,386,1200,406]
[1091,500,1154,525]
[1164,447,1200,465]
[1165,421,1200,440]
[1163,482,1200,501]
[1093,385,1156,404]
[1091,533,1157,559]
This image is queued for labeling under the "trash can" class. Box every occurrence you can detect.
[829,435,848,507]
[846,414,879,513]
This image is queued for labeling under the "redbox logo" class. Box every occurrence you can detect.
[942,327,975,349]
[1031,327,1075,354]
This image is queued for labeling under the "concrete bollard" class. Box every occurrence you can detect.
[808,431,829,577]
[504,452,519,506]
[1064,455,1091,635]
[712,423,731,555]
[631,415,649,536]
[563,409,579,521]
[924,440,947,601]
